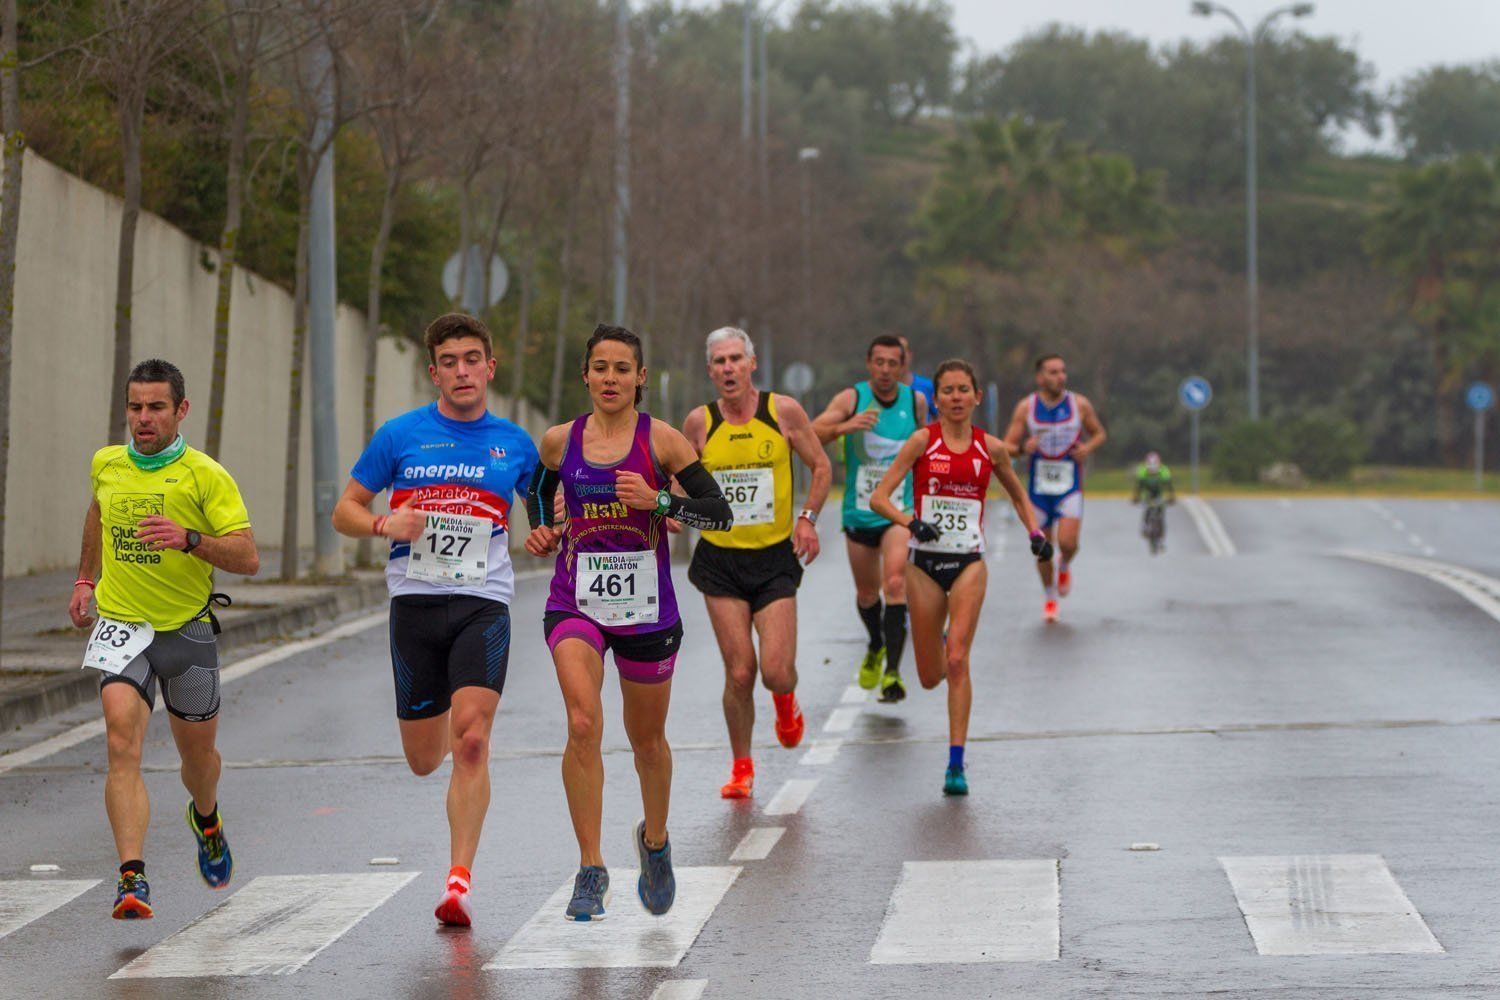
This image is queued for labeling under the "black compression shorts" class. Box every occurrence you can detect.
[388,594,510,720]
[843,523,895,549]
[908,550,984,593]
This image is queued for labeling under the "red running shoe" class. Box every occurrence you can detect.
[772,692,805,749]
[434,865,473,927]
[1043,599,1059,623]
[720,758,754,799]
[1058,568,1072,597]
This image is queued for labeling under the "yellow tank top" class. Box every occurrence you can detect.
[699,392,794,549]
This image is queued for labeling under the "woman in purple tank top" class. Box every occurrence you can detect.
[523,325,731,921]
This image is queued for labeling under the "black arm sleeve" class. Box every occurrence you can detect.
[664,461,733,531]
[525,463,560,529]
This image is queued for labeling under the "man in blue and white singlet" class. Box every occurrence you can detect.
[333,313,539,929]
[813,334,928,702]
[1004,353,1106,623]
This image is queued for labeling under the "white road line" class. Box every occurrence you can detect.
[110,872,418,978]
[729,827,785,861]
[650,981,708,1000]
[0,609,388,777]
[1220,854,1442,956]
[486,867,740,970]
[1407,533,1423,547]
[799,738,843,766]
[1423,546,1437,557]
[869,860,1059,964]
[1181,497,1237,557]
[1337,549,1500,625]
[763,778,819,816]
[823,706,861,733]
[0,880,99,940]
[840,685,870,704]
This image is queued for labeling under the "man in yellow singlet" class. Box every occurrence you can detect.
[682,327,832,799]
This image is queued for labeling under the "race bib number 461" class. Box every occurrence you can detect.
[82,617,154,675]
[405,511,490,585]
[714,468,775,525]
[576,550,659,626]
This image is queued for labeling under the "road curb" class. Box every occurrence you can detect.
[0,577,389,733]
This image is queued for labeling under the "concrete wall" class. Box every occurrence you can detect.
[8,150,542,575]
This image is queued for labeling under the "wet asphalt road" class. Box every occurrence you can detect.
[1,497,1498,999]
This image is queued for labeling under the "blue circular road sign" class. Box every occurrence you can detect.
[1179,376,1213,412]
[1467,381,1495,412]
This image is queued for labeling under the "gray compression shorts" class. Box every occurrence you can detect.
[99,619,221,722]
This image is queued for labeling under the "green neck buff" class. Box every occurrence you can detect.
[127,434,187,471]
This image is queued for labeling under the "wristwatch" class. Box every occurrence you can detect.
[798,508,818,526]
[654,489,673,516]
[182,530,202,554]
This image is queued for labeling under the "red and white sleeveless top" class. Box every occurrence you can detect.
[911,423,994,554]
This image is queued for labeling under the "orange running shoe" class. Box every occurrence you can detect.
[1043,599,1059,623]
[1058,568,1072,597]
[772,692,805,749]
[720,758,754,799]
[434,865,473,927]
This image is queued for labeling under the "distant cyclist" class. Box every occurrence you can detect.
[1132,452,1175,554]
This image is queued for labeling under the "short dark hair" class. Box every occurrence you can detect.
[583,324,645,405]
[867,334,905,360]
[128,358,186,407]
[1035,353,1064,372]
[934,358,978,393]
[424,312,493,364]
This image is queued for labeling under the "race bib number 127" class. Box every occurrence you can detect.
[405,512,490,585]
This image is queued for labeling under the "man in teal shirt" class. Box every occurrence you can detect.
[813,335,928,702]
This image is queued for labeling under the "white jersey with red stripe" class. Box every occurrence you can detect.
[1025,391,1084,504]
[912,422,994,555]
[350,403,540,605]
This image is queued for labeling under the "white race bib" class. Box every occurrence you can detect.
[405,512,491,585]
[855,463,908,514]
[575,550,659,626]
[713,467,775,526]
[919,495,983,553]
[82,617,154,675]
[1033,459,1076,496]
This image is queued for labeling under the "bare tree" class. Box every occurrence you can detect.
[0,0,19,652]
[88,0,205,444]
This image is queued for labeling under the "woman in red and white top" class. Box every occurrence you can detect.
[870,359,1051,796]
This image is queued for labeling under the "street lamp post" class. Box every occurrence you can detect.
[798,147,820,348]
[1190,1,1314,421]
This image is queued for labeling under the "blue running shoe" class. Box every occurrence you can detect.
[186,802,233,889]
[565,865,610,922]
[111,872,153,920]
[943,764,969,796]
[635,820,675,915]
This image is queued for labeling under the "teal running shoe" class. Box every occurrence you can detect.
[635,820,676,915]
[565,865,610,922]
[943,764,969,796]
[186,802,233,889]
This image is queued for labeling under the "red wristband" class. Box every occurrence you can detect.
[373,516,387,538]
[74,578,96,589]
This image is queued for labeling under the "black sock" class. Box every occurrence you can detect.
[883,604,907,673]
[858,599,883,651]
[120,860,144,878]
[193,803,219,829]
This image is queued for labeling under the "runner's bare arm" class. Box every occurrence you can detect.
[69,501,103,627]
[1072,396,1107,459]
[681,405,708,455]
[915,390,929,426]
[332,480,381,536]
[811,387,866,444]
[777,395,832,514]
[176,527,259,576]
[985,433,1040,536]
[1003,399,1031,454]
[869,428,929,526]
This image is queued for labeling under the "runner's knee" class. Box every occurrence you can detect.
[945,646,970,680]
[105,727,143,769]
[725,658,756,695]
[629,728,669,768]
[566,705,603,748]
[451,724,490,769]
[883,571,906,601]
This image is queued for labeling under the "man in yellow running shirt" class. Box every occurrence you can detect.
[67,359,259,920]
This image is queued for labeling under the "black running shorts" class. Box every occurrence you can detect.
[388,594,510,720]
[842,523,895,549]
[688,538,803,613]
[909,550,984,593]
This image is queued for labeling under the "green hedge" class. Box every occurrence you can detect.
[1213,415,1365,483]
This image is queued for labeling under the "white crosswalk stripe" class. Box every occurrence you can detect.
[869,860,1059,964]
[729,827,785,861]
[650,979,708,1000]
[0,880,99,941]
[485,866,741,970]
[763,778,818,816]
[1220,854,1443,956]
[109,872,418,978]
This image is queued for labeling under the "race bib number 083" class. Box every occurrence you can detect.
[82,617,154,675]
